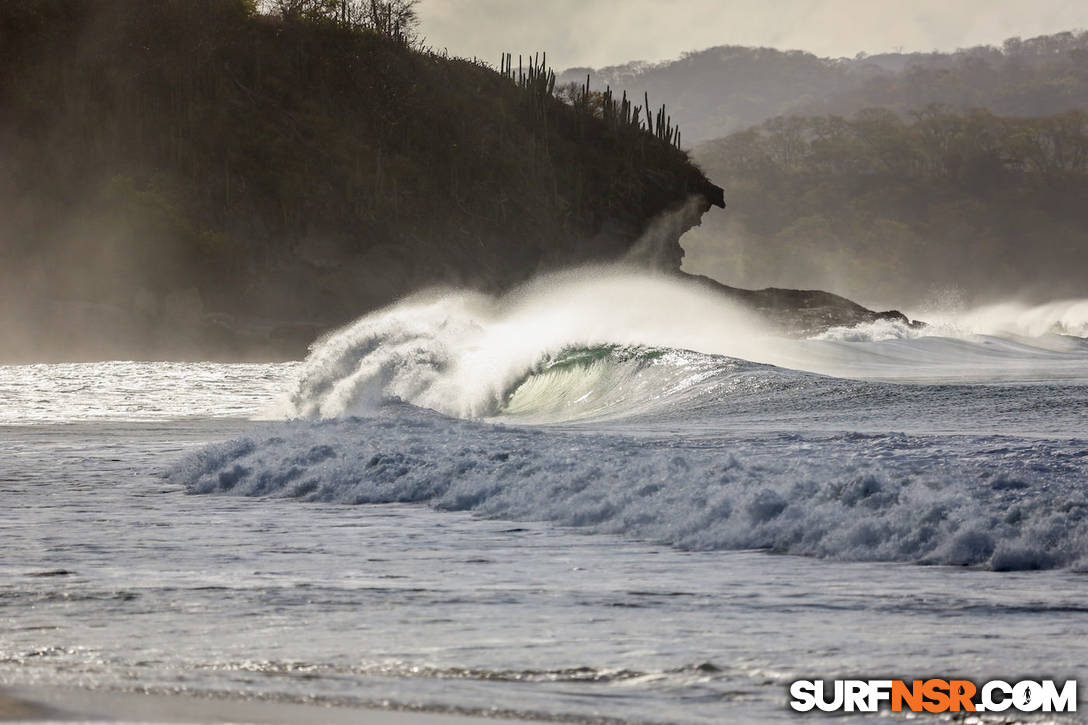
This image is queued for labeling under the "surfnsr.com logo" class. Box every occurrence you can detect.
[789,679,1078,713]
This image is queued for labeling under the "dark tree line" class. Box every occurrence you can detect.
[266,0,419,43]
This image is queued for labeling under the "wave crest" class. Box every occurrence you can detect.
[283,268,768,421]
[283,269,1088,423]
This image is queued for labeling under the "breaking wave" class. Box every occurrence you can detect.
[279,270,1088,422]
[173,270,1088,572]
[499,344,774,423]
[280,267,773,421]
[171,407,1088,572]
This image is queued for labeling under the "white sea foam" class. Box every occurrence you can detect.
[284,270,1088,422]
[816,299,1088,342]
[284,267,773,420]
[171,407,1088,572]
[165,273,1088,573]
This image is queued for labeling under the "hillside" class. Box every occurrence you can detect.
[560,46,851,146]
[560,31,1088,145]
[684,108,1088,308]
[0,0,722,361]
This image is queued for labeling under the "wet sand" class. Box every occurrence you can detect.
[0,686,536,724]
[0,694,52,721]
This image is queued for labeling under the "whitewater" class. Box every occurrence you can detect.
[3,268,1087,723]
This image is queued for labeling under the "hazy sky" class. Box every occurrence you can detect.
[419,0,1088,69]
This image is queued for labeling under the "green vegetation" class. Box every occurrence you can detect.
[685,108,1088,307]
[0,0,717,360]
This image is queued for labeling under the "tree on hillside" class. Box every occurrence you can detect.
[270,0,335,20]
[268,0,419,43]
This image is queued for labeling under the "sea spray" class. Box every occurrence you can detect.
[817,299,1088,342]
[285,267,770,419]
[284,267,1088,421]
[626,196,710,269]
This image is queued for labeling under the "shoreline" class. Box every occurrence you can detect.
[0,686,547,724]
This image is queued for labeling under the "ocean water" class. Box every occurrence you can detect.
[3,269,1088,723]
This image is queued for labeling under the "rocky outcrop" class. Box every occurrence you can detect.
[684,274,919,336]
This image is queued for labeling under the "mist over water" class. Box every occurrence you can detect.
[907,298,1088,339]
[284,266,1088,422]
[286,267,770,420]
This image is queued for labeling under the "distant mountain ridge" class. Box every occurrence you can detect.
[559,30,1088,144]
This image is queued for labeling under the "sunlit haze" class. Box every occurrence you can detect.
[420,0,1088,67]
